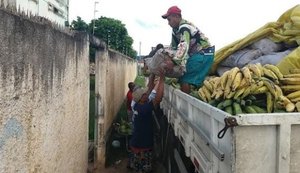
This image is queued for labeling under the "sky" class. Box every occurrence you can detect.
[69,0,299,56]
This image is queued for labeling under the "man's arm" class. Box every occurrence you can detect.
[175,31,190,60]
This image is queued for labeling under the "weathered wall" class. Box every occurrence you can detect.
[0,8,89,173]
[94,46,137,167]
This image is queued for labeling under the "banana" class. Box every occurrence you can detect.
[233,87,246,100]
[266,92,273,113]
[281,85,300,93]
[261,77,277,99]
[255,63,264,76]
[215,88,224,100]
[251,105,267,113]
[240,85,252,99]
[286,90,300,100]
[296,102,300,112]
[290,69,300,74]
[237,77,249,90]
[241,66,252,85]
[198,88,207,102]
[278,95,295,112]
[241,82,262,99]
[263,64,283,79]
[224,106,233,115]
[211,79,221,98]
[226,90,236,99]
[248,64,262,79]
[244,106,257,114]
[220,70,231,90]
[283,74,300,78]
[231,72,243,91]
[250,81,264,92]
[202,86,212,102]
[295,102,300,112]
[252,86,268,95]
[171,81,180,89]
[229,67,240,81]
[279,77,300,85]
[233,102,243,115]
[212,77,221,91]
[224,67,240,96]
[263,67,278,82]
[203,80,214,93]
[291,96,300,103]
[274,84,283,97]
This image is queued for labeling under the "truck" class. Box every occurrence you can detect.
[158,84,300,173]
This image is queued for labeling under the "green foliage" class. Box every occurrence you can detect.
[90,17,137,58]
[70,16,138,60]
[134,75,146,87]
[70,16,89,31]
[89,76,95,140]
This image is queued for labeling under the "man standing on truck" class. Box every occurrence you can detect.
[162,5,214,93]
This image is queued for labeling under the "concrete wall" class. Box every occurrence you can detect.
[94,46,137,167]
[0,8,89,173]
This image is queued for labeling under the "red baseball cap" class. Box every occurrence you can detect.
[162,6,181,19]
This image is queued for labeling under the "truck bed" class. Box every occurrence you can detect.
[161,84,300,173]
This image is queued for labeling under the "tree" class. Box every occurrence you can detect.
[90,17,137,58]
[70,16,89,32]
[70,16,137,60]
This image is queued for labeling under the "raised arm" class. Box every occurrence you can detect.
[147,74,155,94]
[153,74,165,107]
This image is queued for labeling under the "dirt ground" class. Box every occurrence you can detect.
[89,157,166,173]
[88,130,166,173]
[88,158,131,173]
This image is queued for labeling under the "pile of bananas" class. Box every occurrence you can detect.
[115,118,132,135]
[196,63,300,115]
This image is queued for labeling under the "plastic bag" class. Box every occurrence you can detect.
[144,49,184,78]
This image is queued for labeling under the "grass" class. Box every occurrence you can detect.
[134,75,146,87]
[89,75,146,141]
[106,75,146,166]
[89,75,95,140]
[88,75,160,167]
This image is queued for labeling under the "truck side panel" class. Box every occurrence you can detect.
[161,84,300,173]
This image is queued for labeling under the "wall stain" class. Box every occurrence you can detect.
[0,117,23,150]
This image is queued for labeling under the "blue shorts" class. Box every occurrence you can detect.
[178,53,214,87]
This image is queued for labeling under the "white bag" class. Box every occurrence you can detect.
[144,49,184,78]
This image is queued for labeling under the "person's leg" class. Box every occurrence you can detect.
[178,53,214,93]
[141,150,153,173]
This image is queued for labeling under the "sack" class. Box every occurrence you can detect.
[249,49,292,65]
[144,49,184,78]
[220,48,262,68]
[250,38,284,55]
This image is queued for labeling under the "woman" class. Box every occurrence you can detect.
[128,73,164,173]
